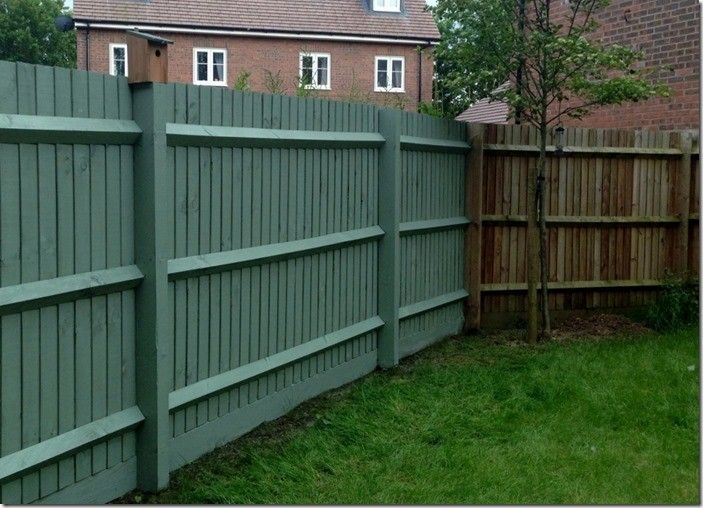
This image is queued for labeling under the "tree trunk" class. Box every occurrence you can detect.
[526,150,540,344]
[538,124,551,339]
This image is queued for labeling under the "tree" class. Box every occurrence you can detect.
[0,0,76,67]
[432,0,515,116]
[434,0,669,343]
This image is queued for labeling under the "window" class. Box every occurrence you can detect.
[299,53,331,90]
[193,48,227,86]
[109,43,128,77]
[373,0,401,12]
[375,56,405,92]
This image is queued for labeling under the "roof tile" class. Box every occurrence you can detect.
[73,0,440,41]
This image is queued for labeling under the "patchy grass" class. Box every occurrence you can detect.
[126,327,700,505]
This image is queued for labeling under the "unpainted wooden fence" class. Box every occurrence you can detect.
[465,123,699,328]
[0,61,469,504]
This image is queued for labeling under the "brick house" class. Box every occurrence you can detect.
[457,0,700,130]
[73,0,439,111]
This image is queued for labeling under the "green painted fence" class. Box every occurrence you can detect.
[0,61,142,504]
[0,61,471,504]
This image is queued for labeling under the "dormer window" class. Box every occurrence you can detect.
[373,0,400,12]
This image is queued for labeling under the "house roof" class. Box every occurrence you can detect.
[456,83,512,124]
[455,98,510,124]
[73,0,440,42]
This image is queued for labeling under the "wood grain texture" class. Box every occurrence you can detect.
[479,125,698,326]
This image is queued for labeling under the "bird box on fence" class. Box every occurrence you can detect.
[126,30,173,84]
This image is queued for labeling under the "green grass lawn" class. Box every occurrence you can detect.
[130,327,700,504]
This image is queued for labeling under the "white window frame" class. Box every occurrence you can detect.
[373,0,401,12]
[299,52,331,90]
[192,48,228,86]
[109,43,128,77]
[374,56,405,93]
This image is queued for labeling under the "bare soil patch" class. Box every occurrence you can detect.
[551,313,651,340]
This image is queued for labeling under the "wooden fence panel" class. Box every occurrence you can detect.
[480,124,698,327]
[162,89,385,469]
[397,112,469,357]
[0,62,142,504]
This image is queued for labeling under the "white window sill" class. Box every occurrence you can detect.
[375,88,405,93]
[304,85,331,90]
[193,81,228,87]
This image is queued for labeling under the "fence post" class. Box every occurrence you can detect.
[677,130,693,275]
[377,108,402,368]
[464,124,484,332]
[130,82,171,491]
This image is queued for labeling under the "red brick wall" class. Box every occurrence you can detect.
[556,0,699,130]
[77,28,434,111]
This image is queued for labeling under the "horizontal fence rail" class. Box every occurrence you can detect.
[0,407,144,484]
[0,113,142,144]
[400,134,471,153]
[166,123,386,149]
[481,279,664,293]
[0,266,143,315]
[168,317,385,411]
[481,215,683,225]
[399,217,470,235]
[483,143,684,157]
[398,290,469,320]
[167,226,385,280]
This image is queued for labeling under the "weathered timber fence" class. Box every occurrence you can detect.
[467,123,699,328]
[0,61,470,504]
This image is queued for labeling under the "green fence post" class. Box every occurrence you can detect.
[377,109,402,368]
[131,82,171,491]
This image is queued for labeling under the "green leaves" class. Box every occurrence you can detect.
[433,0,670,126]
[0,0,76,67]
[431,0,517,115]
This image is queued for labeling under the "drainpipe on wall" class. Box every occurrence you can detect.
[417,43,431,107]
[85,23,91,71]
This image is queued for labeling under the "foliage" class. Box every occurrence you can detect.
[233,70,251,91]
[417,100,446,117]
[0,0,76,67]
[127,329,698,504]
[431,0,516,116]
[344,71,373,104]
[644,273,699,332]
[295,74,316,98]
[433,0,670,124]
[431,0,671,121]
[263,69,286,95]
[382,92,409,111]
